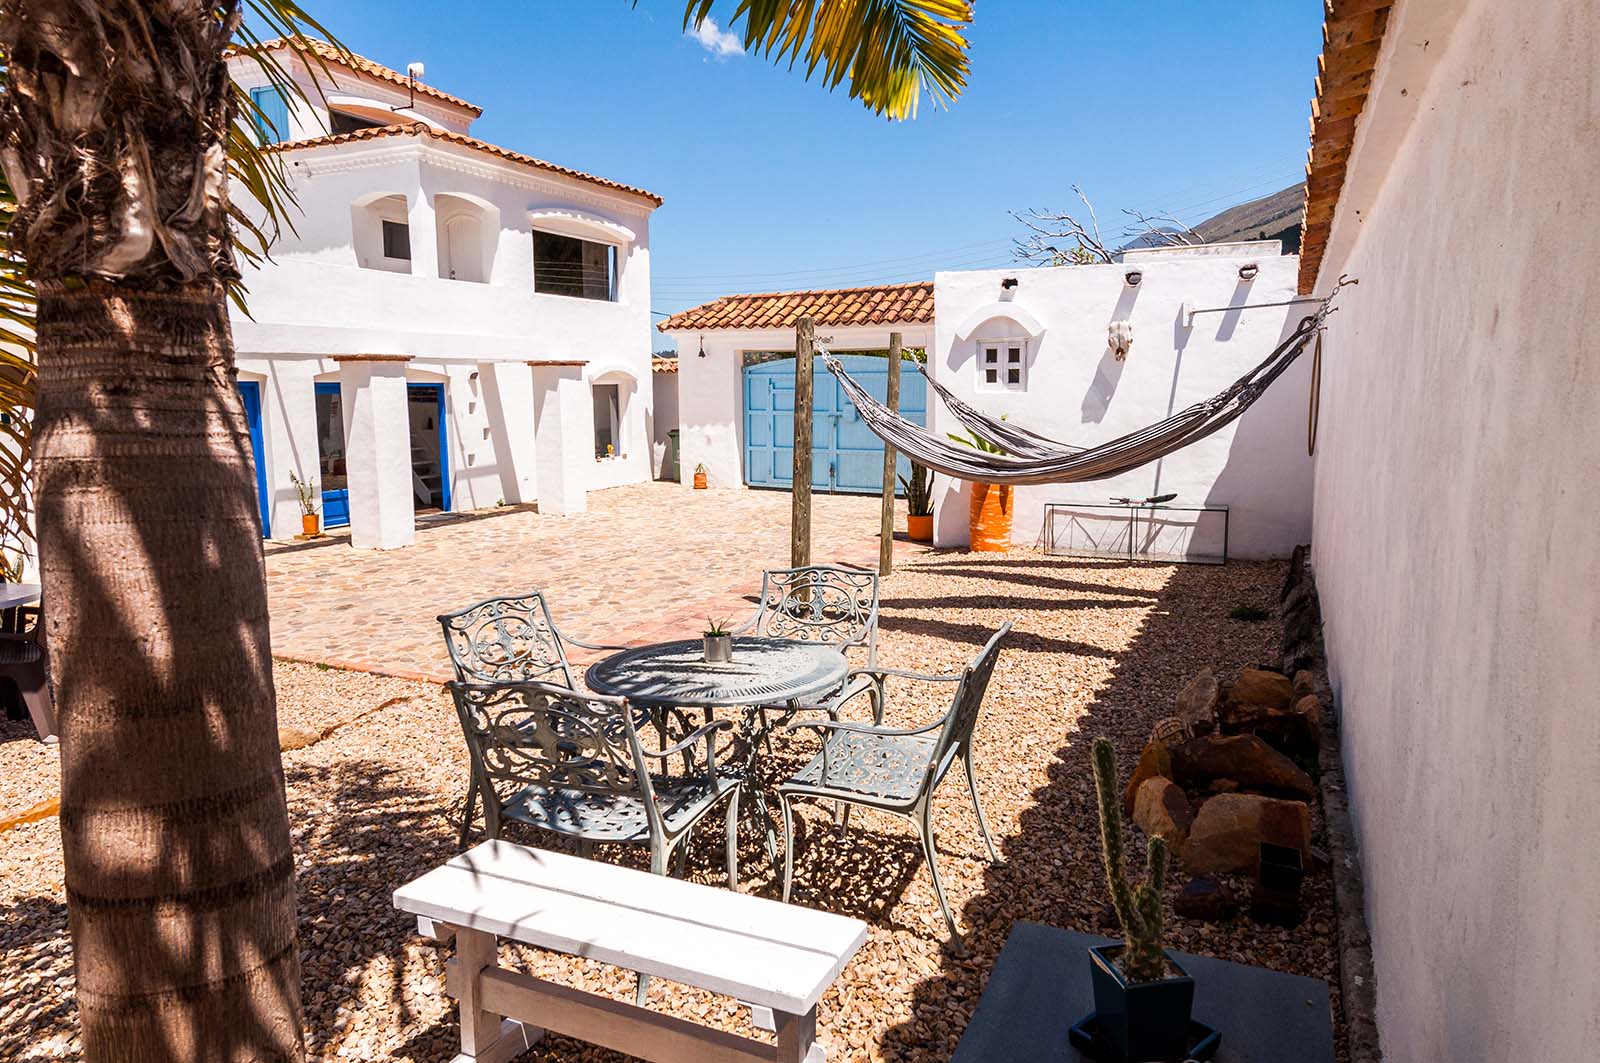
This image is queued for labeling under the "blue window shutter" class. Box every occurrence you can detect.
[249,86,291,144]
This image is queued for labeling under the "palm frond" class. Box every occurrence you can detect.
[683,0,973,119]
[0,60,39,577]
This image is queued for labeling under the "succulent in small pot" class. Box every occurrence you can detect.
[693,462,709,490]
[1085,736,1201,1060]
[290,470,321,537]
[898,462,934,542]
[702,618,733,663]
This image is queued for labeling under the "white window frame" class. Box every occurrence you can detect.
[977,337,1027,391]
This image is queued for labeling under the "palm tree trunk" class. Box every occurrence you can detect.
[37,280,303,1062]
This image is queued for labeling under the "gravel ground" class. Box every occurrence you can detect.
[0,551,1341,1062]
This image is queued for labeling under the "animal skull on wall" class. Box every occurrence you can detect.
[1108,319,1134,361]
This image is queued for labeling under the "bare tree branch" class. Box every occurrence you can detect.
[1011,186,1211,266]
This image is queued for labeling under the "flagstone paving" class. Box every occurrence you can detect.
[265,482,926,681]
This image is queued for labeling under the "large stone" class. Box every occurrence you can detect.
[1293,694,1322,731]
[1292,670,1317,698]
[1218,702,1319,756]
[1122,740,1171,816]
[1172,734,1315,799]
[1175,667,1219,735]
[1173,875,1239,921]
[1185,793,1312,875]
[1132,777,1193,847]
[1228,668,1295,711]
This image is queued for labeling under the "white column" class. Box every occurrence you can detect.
[338,356,416,549]
[529,360,589,516]
[407,189,439,280]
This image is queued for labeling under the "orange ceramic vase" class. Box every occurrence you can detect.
[693,470,708,490]
[968,483,1013,552]
[907,514,933,542]
[301,513,320,537]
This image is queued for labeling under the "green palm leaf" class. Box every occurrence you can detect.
[683,0,973,119]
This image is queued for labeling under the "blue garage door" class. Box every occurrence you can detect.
[743,353,927,494]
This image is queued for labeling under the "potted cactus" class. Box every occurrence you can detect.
[1082,736,1206,1060]
[898,462,934,542]
[702,618,733,663]
[289,470,320,537]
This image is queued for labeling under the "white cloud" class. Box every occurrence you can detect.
[687,16,744,59]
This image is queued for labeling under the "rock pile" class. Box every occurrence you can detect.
[1126,620,1327,920]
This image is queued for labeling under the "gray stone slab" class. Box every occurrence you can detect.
[951,922,1334,1063]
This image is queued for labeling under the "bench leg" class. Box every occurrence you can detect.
[775,1005,824,1063]
[454,927,542,1063]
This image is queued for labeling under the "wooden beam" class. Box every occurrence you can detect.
[878,332,902,577]
[479,966,785,1063]
[791,317,814,570]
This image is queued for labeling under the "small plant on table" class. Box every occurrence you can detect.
[702,618,733,663]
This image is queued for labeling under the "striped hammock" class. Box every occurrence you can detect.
[822,310,1328,486]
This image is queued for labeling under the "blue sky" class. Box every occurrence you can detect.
[267,2,1324,344]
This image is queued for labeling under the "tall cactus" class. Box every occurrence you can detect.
[1092,736,1170,982]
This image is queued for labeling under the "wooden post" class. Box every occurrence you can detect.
[791,317,814,569]
[878,332,902,576]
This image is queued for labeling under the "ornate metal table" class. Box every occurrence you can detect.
[587,637,849,864]
[586,637,849,708]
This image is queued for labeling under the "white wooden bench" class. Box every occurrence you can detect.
[393,840,869,1063]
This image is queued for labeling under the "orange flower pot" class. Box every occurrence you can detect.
[301,513,320,537]
[907,514,933,542]
[693,470,708,490]
[968,483,1013,552]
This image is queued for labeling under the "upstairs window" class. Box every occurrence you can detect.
[330,109,391,135]
[382,220,412,261]
[979,339,1026,391]
[249,86,290,144]
[533,230,616,301]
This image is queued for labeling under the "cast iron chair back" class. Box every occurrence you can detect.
[438,592,578,688]
[743,565,879,659]
[927,622,1010,779]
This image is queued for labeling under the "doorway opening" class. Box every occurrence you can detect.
[313,382,350,527]
[408,383,450,512]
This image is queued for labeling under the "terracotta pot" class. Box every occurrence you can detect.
[907,514,933,542]
[968,483,1013,552]
[301,513,320,537]
[693,470,708,490]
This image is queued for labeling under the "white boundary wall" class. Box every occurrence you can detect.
[930,249,1312,558]
[1309,1,1600,1059]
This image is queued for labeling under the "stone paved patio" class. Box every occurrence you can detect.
[265,482,925,681]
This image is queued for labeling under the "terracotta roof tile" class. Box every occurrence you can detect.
[658,282,933,333]
[651,357,679,374]
[264,123,662,206]
[1298,1,1394,293]
[231,38,482,115]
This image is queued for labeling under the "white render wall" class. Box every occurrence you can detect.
[229,135,656,538]
[664,323,934,490]
[1309,2,1600,1060]
[931,251,1312,558]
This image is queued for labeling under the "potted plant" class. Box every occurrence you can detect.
[290,471,320,537]
[948,430,1012,552]
[898,462,934,542]
[702,618,732,663]
[1081,736,1208,1061]
[693,462,709,490]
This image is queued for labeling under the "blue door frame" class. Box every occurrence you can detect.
[407,382,450,512]
[313,382,350,528]
[236,380,271,536]
[743,354,928,494]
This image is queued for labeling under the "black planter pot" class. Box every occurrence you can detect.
[1087,944,1195,1061]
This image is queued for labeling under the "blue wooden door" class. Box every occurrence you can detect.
[313,382,350,527]
[743,354,927,494]
[237,381,271,536]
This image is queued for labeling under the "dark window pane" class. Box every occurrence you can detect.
[985,368,998,384]
[316,390,347,492]
[534,230,616,301]
[331,109,390,135]
[984,347,998,363]
[382,220,411,260]
[1008,367,1021,384]
[1008,347,1022,362]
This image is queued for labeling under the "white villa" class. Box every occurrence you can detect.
[226,41,661,547]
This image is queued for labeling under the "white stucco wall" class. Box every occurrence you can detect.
[228,130,657,537]
[1309,2,1600,1060]
[931,251,1312,558]
[662,323,934,490]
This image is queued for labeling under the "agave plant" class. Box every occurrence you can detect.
[898,461,933,516]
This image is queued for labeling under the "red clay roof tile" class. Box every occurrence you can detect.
[657,282,933,333]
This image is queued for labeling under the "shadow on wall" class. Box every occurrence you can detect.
[1081,282,1141,424]
[1203,310,1317,558]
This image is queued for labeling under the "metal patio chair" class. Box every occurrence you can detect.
[0,605,55,742]
[778,621,1012,952]
[448,679,742,1003]
[737,565,885,723]
[439,592,634,838]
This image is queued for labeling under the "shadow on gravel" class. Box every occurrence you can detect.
[874,558,1344,1062]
